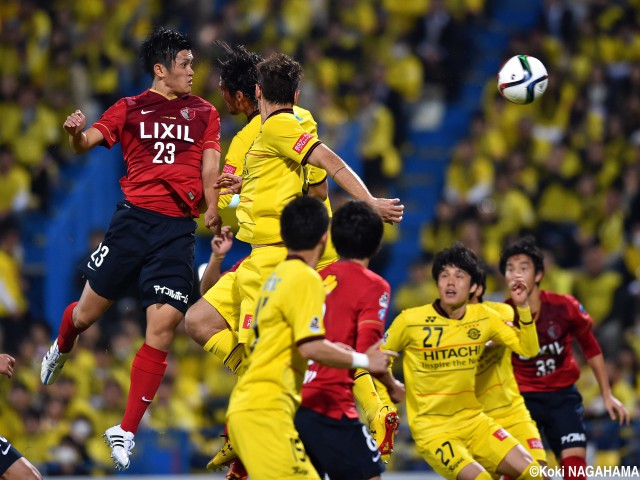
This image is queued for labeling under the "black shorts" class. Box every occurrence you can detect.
[80,202,197,314]
[295,407,384,480]
[0,436,22,475]
[522,385,587,457]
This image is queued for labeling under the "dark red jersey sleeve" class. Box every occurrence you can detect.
[92,98,127,148]
[355,278,391,353]
[566,295,602,359]
[202,107,221,152]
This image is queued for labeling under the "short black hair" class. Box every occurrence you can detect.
[256,52,302,105]
[475,264,487,302]
[281,196,329,251]
[432,242,481,285]
[215,41,263,103]
[498,236,545,276]
[331,201,383,260]
[139,27,191,77]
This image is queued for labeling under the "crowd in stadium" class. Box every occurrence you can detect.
[1,0,640,476]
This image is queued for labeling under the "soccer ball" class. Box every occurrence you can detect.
[497,55,548,105]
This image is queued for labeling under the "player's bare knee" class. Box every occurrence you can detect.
[185,299,226,340]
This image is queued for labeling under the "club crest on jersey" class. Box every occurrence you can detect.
[467,328,481,340]
[492,428,510,441]
[309,316,321,333]
[181,107,195,121]
[547,324,559,340]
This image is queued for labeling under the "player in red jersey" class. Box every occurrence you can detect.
[499,237,629,480]
[295,200,404,480]
[39,27,221,471]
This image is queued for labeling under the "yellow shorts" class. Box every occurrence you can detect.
[204,245,286,343]
[204,269,241,331]
[228,409,321,480]
[485,408,546,470]
[414,413,521,479]
[316,236,338,271]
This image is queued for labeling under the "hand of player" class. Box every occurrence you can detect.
[204,207,222,235]
[508,274,529,308]
[211,226,234,258]
[365,339,397,375]
[370,198,404,224]
[214,173,243,195]
[387,378,405,404]
[0,353,15,378]
[63,109,87,137]
[604,393,630,426]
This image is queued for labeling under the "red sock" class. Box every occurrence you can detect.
[56,302,84,353]
[503,476,515,480]
[561,455,587,480]
[120,343,168,434]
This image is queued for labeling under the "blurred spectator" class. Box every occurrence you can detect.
[0,146,31,219]
[392,258,437,315]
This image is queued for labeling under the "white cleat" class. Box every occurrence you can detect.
[40,340,71,385]
[103,424,135,470]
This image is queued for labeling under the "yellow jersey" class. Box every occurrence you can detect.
[475,301,530,419]
[382,302,538,434]
[227,257,326,417]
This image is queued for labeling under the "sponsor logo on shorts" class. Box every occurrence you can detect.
[154,285,189,304]
[528,438,544,450]
[293,133,313,153]
[242,314,253,330]
[561,432,586,444]
[492,428,510,441]
[222,164,237,174]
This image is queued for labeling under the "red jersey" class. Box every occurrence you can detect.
[509,290,602,393]
[300,261,391,419]
[92,89,221,217]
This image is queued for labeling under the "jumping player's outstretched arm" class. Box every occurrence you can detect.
[307,143,403,224]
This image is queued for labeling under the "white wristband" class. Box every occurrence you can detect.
[351,352,369,369]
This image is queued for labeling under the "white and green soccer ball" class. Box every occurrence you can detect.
[497,55,548,105]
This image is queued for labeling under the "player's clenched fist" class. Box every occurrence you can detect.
[0,353,15,378]
[63,109,87,136]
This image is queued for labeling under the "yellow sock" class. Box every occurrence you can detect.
[353,370,382,423]
[204,329,237,359]
[203,329,246,375]
[517,460,544,480]
[373,377,395,408]
[224,342,247,376]
[474,471,493,479]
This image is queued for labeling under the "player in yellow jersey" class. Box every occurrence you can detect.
[184,45,401,475]
[227,196,393,480]
[382,243,543,480]
[472,268,547,479]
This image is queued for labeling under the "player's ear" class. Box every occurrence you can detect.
[534,270,543,284]
[469,282,478,295]
[255,83,262,100]
[154,63,166,79]
[294,89,300,104]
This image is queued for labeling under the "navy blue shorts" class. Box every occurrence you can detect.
[522,385,587,457]
[0,436,22,475]
[80,202,197,314]
[295,407,384,480]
